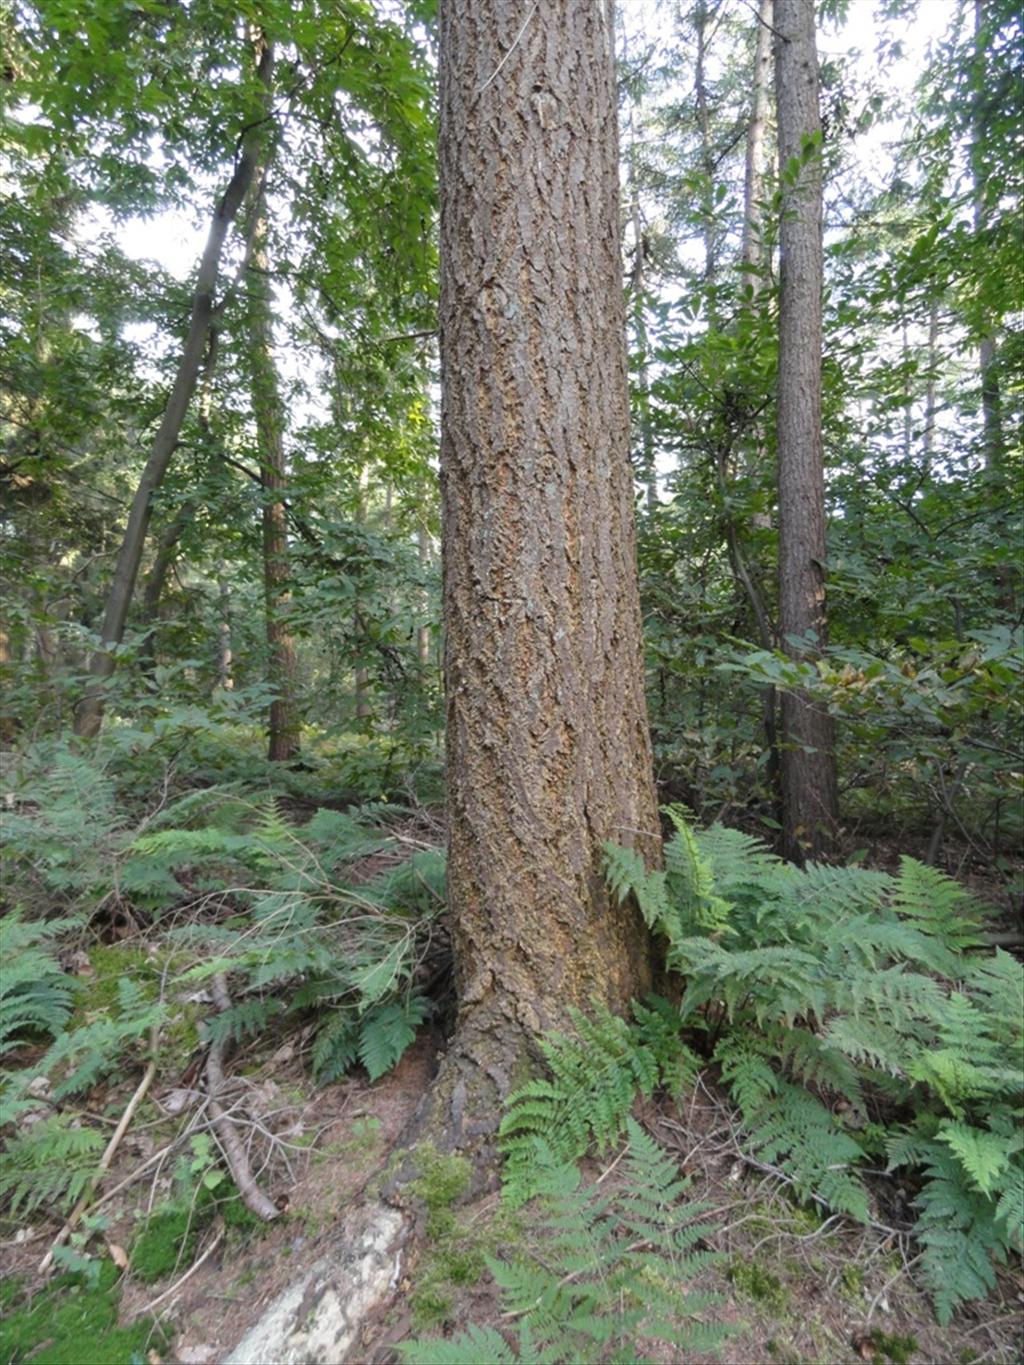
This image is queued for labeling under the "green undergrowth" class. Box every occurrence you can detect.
[604,808,1024,1324]
[403,1119,735,1362]
[0,1263,169,1365]
[407,1146,517,1331]
[131,1182,267,1284]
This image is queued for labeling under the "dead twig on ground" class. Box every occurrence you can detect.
[205,974,280,1221]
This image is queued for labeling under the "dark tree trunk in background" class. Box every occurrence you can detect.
[435,0,661,1134]
[774,0,838,860]
[74,39,274,739]
[247,192,301,763]
[972,0,1004,476]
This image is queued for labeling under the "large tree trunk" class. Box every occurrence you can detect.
[73,39,274,739]
[435,0,661,1136]
[247,192,300,763]
[774,0,837,861]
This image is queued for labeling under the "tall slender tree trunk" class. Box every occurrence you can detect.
[137,495,200,676]
[972,0,1004,474]
[434,0,661,1134]
[923,301,939,469]
[737,0,780,812]
[417,526,432,667]
[693,0,720,317]
[774,0,837,861]
[247,192,300,763]
[741,0,774,287]
[217,574,234,691]
[74,39,274,738]
[620,16,658,512]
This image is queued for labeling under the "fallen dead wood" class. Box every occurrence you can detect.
[206,973,280,1222]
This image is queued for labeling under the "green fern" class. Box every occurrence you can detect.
[500,1003,698,1208]
[0,1115,106,1217]
[358,996,430,1083]
[37,977,164,1100]
[0,913,78,1059]
[405,1118,730,1364]
[604,810,1017,1323]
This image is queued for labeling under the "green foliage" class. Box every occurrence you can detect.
[499,999,699,1207]
[0,1262,168,1365]
[160,801,442,1086]
[0,913,78,1059]
[606,811,1023,1323]
[0,1116,106,1219]
[36,977,163,1101]
[404,1118,730,1364]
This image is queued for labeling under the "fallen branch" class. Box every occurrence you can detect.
[206,974,280,1222]
[40,1028,160,1274]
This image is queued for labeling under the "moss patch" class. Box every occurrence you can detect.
[131,1185,269,1283]
[869,1328,919,1365]
[0,1263,169,1365]
[728,1257,790,1313]
[408,1145,472,1238]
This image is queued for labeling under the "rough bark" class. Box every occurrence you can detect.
[435,0,661,1136]
[73,38,274,739]
[247,191,301,763]
[774,0,837,861]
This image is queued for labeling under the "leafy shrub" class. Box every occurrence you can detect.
[605,810,1023,1322]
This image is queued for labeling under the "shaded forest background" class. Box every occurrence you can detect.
[0,0,1021,1361]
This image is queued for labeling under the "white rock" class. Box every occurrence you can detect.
[223,1203,405,1365]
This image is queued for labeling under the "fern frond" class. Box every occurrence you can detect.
[500,1003,688,1207]
[0,1116,106,1217]
[204,997,285,1046]
[357,996,429,1083]
[0,913,78,1057]
[892,857,984,960]
[937,1120,1015,1197]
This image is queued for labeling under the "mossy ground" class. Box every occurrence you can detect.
[405,1144,529,1331]
[0,1263,169,1365]
[131,1184,268,1283]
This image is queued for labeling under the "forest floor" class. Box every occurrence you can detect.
[2,819,1021,1365]
[3,1024,1021,1365]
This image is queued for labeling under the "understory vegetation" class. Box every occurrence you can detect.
[2,729,1020,1361]
[2,0,1022,1360]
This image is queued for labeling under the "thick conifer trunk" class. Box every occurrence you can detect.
[436,0,661,1128]
[774,0,837,860]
